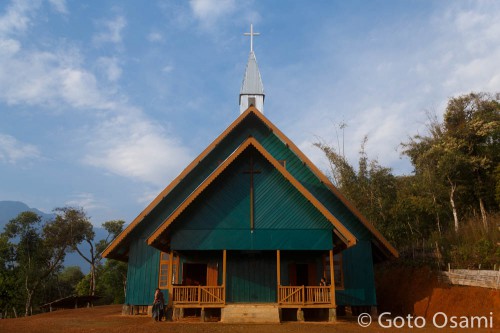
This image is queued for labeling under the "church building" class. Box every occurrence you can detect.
[102,25,398,323]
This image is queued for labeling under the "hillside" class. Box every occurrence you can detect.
[376,265,499,328]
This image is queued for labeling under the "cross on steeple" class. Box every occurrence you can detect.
[244,23,260,53]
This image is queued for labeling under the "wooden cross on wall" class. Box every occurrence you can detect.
[242,152,261,232]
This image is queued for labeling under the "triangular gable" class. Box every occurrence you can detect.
[103,106,398,260]
[147,137,357,248]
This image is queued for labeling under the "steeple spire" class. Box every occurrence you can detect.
[240,24,265,114]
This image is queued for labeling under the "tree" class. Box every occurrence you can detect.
[57,266,85,297]
[403,93,500,232]
[52,207,97,296]
[0,233,22,317]
[55,207,125,297]
[3,211,75,316]
[442,92,500,228]
[315,136,398,241]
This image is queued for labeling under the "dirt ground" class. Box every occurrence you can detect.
[0,304,497,333]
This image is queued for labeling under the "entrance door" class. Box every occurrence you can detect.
[226,251,277,303]
[182,263,207,285]
[288,263,317,286]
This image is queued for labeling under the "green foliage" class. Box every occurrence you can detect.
[440,215,499,269]
[0,208,127,316]
[316,91,500,267]
[58,266,85,296]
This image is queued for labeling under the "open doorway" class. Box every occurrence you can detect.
[296,264,309,286]
[289,263,317,286]
[182,263,207,286]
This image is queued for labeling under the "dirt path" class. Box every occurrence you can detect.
[0,305,497,333]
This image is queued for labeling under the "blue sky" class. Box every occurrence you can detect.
[1,0,499,226]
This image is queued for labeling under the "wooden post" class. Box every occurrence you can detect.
[168,250,174,306]
[329,250,336,307]
[222,250,227,304]
[329,250,336,322]
[277,250,281,303]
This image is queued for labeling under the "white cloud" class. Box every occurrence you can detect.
[48,0,68,14]
[83,107,193,185]
[162,64,174,73]
[0,0,39,35]
[97,56,122,82]
[65,192,101,211]
[0,133,41,164]
[147,31,163,42]
[93,15,126,45]
[0,38,21,55]
[189,0,235,26]
[0,46,113,109]
[0,3,114,110]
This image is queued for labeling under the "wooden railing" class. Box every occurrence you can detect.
[173,286,225,305]
[278,286,331,305]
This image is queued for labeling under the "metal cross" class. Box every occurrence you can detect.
[243,153,261,232]
[244,23,260,53]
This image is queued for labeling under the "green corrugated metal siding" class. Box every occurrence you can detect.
[226,251,277,302]
[170,147,333,250]
[335,240,377,306]
[125,238,161,305]
[259,133,371,241]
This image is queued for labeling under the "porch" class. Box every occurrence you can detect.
[167,249,337,322]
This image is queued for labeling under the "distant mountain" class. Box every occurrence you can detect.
[0,200,55,228]
[0,201,110,274]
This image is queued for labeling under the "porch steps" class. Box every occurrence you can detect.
[221,304,280,323]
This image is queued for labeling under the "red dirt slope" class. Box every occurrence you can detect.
[376,265,499,328]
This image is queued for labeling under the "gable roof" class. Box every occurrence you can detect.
[146,137,357,248]
[102,106,398,260]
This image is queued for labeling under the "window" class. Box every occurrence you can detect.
[278,160,286,168]
[323,253,344,289]
[248,97,256,106]
[159,252,179,288]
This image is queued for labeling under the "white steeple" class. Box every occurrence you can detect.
[240,24,265,114]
